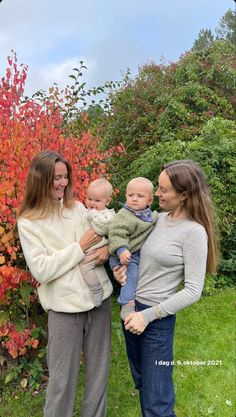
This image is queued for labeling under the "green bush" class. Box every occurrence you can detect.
[101,40,235,180]
[115,117,236,278]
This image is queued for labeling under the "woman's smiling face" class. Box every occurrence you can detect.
[155,170,184,212]
[53,161,68,200]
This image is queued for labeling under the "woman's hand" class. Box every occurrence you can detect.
[94,245,109,265]
[79,229,102,252]
[124,312,147,335]
[113,265,127,286]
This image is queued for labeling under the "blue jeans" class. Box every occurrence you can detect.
[109,250,140,304]
[123,300,177,417]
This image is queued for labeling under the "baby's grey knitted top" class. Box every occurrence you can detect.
[136,212,208,318]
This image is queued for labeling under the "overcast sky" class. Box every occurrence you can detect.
[0,0,234,97]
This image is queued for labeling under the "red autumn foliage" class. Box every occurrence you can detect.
[0,265,32,303]
[0,321,39,359]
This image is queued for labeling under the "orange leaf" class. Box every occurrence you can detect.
[31,339,39,349]
[0,255,5,265]
[1,231,14,244]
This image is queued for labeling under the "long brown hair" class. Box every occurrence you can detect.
[17,150,75,220]
[162,159,219,274]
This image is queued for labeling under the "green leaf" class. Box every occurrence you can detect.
[207,405,215,414]
[20,378,28,388]
[30,327,40,338]
[5,372,15,384]
[20,284,31,307]
[14,319,26,332]
[0,311,9,326]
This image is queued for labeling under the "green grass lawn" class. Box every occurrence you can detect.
[0,289,235,417]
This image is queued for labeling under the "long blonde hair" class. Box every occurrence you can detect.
[17,150,75,220]
[163,160,219,274]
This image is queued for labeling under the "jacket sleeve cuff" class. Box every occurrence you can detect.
[116,246,129,256]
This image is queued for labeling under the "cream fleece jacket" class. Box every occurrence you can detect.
[17,201,113,313]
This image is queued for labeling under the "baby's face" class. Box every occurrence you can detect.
[85,186,111,211]
[126,181,153,211]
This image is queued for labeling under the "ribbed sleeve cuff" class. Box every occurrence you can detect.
[141,305,167,325]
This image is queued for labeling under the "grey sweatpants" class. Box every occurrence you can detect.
[44,297,111,417]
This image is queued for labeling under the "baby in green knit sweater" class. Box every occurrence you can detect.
[109,177,158,320]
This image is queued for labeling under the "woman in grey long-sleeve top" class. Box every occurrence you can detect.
[113,160,219,417]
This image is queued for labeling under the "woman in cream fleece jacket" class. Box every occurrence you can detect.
[17,150,112,417]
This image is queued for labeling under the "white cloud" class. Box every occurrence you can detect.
[25,57,99,96]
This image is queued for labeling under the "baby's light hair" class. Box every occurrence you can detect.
[127,177,154,193]
[88,178,113,197]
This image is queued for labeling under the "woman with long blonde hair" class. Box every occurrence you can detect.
[17,150,112,417]
[113,159,219,417]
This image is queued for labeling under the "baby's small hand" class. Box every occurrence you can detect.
[119,250,131,265]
